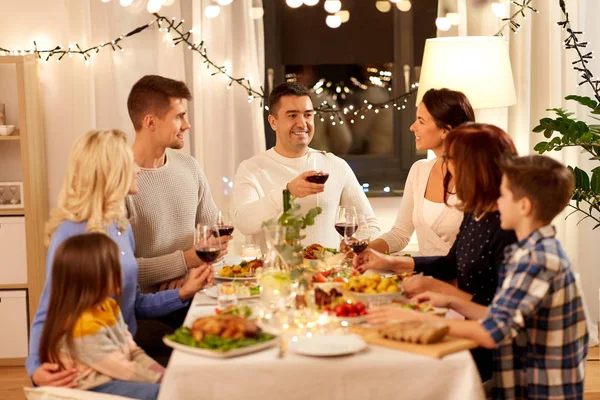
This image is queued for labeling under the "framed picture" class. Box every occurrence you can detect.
[0,182,24,209]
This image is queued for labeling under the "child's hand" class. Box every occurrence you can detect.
[367,305,436,325]
[179,264,213,301]
[411,291,451,308]
[32,363,79,387]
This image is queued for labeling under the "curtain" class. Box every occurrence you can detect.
[189,0,265,212]
[439,0,600,344]
[0,0,187,205]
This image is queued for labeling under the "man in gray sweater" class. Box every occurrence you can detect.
[125,75,230,314]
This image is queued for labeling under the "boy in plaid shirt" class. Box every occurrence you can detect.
[368,155,588,399]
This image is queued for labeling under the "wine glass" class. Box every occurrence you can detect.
[305,150,330,184]
[335,206,358,247]
[213,210,234,237]
[194,223,221,264]
[306,151,330,207]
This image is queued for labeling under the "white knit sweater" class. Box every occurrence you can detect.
[125,149,218,292]
[378,158,463,256]
[232,148,380,250]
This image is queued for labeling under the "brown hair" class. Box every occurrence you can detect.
[443,123,517,215]
[127,75,192,131]
[500,155,574,224]
[421,88,475,130]
[268,82,311,116]
[39,233,123,369]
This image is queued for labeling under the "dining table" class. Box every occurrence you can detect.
[158,288,486,400]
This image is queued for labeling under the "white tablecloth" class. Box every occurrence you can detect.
[158,293,485,400]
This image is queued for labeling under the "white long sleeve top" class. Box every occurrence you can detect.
[378,158,463,256]
[232,148,380,250]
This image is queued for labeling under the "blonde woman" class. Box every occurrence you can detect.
[26,130,212,393]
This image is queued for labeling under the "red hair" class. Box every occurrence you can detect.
[443,123,517,215]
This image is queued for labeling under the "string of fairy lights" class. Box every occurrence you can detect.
[557,0,600,102]
[0,0,536,128]
[494,0,538,37]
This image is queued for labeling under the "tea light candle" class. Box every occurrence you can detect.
[241,244,262,261]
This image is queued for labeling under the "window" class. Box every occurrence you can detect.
[264,0,438,195]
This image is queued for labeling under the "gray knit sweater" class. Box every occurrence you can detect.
[125,149,218,292]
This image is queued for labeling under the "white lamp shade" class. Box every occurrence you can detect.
[416,36,516,109]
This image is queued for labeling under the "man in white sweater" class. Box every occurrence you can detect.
[125,75,230,295]
[232,82,380,250]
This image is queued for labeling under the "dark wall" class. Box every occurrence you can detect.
[281,0,395,65]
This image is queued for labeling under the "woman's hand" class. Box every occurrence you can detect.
[410,291,452,308]
[367,305,436,325]
[179,263,213,301]
[32,363,79,388]
[353,249,412,274]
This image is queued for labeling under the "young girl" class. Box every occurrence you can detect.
[39,233,163,400]
[27,129,211,388]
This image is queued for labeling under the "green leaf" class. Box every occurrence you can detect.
[533,142,548,154]
[543,128,554,138]
[566,95,599,110]
[591,169,600,193]
[574,167,590,191]
[532,124,545,133]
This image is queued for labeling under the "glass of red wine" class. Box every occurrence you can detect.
[306,151,330,208]
[195,223,221,264]
[335,205,358,247]
[305,150,330,184]
[213,210,235,237]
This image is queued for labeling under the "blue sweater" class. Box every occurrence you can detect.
[26,220,189,377]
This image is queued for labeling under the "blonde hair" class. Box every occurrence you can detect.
[45,130,133,245]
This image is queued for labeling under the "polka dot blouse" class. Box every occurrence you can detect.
[413,211,517,306]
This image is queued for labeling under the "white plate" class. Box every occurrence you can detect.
[288,334,367,357]
[214,255,258,281]
[163,336,278,358]
[204,285,260,300]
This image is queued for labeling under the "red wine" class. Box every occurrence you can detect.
[335,223,358,237]
[350,241,369,253]
[212,225,235,237]
[306,173,330,184]
[195,247,221,262]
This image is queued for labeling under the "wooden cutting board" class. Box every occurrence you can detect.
[350,325,477,359]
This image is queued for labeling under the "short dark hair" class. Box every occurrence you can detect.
[127,75,192,131]
[268,82,311,116]
[443,123,518,215]
[421,88,475,130]
[500,155,574,224]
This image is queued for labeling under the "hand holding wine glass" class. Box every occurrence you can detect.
[347,216,370,254]
[195,223,222,264]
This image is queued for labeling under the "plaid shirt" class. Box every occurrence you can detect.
[480,225,588,400]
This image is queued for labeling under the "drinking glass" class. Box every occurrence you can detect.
[217,282,238,309]
[306,151,330,207]
[334,206,358,246]
[213,210,235,237]
[194,223,221,264]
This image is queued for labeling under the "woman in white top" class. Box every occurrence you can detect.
[369,88,475,256]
